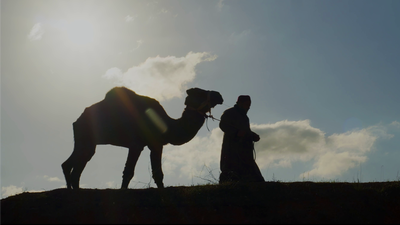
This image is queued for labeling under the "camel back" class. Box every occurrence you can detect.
[103,87,168,121]
[105,87,161,107]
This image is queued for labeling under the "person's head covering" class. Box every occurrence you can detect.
[237,95,251,103]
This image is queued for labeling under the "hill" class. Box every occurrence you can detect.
[2,181,400,224]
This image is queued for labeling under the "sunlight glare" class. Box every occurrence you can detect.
[145,108,168,133]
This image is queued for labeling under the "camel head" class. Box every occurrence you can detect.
[184,88,224,114]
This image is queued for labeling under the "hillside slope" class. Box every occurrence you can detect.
[2,182,400,224]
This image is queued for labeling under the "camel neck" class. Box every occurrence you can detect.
[167,108,206,145]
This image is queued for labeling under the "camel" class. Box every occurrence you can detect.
[62,86,223,189]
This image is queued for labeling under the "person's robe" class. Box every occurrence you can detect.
[219,104,264,183]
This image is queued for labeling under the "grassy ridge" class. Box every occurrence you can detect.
[2,181,400,224]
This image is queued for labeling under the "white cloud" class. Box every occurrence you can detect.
[253,121,388,179]
[390,121,400,128]
[104,67,123,79]
[302,152,367,179]
[106,181,116,188]
[1,177,63,198]
[161,120,394,180]
[43,175,63,183]
[27,23,44,41]
[253,120,325,154]
[1,185,24,198]
[103,52,217,101]
[163,128,223,178]
[1,186,43,199]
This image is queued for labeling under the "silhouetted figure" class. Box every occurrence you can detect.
[219,95,265,183]
[62,87,223,189]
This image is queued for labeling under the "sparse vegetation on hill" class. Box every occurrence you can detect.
[2,181,400,224]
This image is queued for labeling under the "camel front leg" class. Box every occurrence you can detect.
[149,145,164,188]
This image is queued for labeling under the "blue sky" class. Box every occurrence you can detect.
[2,0,400,198]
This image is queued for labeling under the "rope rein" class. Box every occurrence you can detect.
[204,114,219,131]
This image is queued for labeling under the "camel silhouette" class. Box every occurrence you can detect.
[62,86,223,189]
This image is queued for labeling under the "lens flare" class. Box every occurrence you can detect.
[145,108,168,133]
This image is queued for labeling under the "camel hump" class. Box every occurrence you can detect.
[103,86,167,118]
[104,86,161,105]
[105,86,138,100]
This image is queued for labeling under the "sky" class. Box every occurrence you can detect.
[1,0,400,198]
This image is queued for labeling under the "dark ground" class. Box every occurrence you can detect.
[2,181,400,224]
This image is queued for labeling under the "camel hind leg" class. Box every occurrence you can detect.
[149,145,164,188]
[61,157,73,189]
[62,141,96,189]
[121,146,144,189]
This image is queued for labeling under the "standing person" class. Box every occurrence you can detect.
[219,95,265,183]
